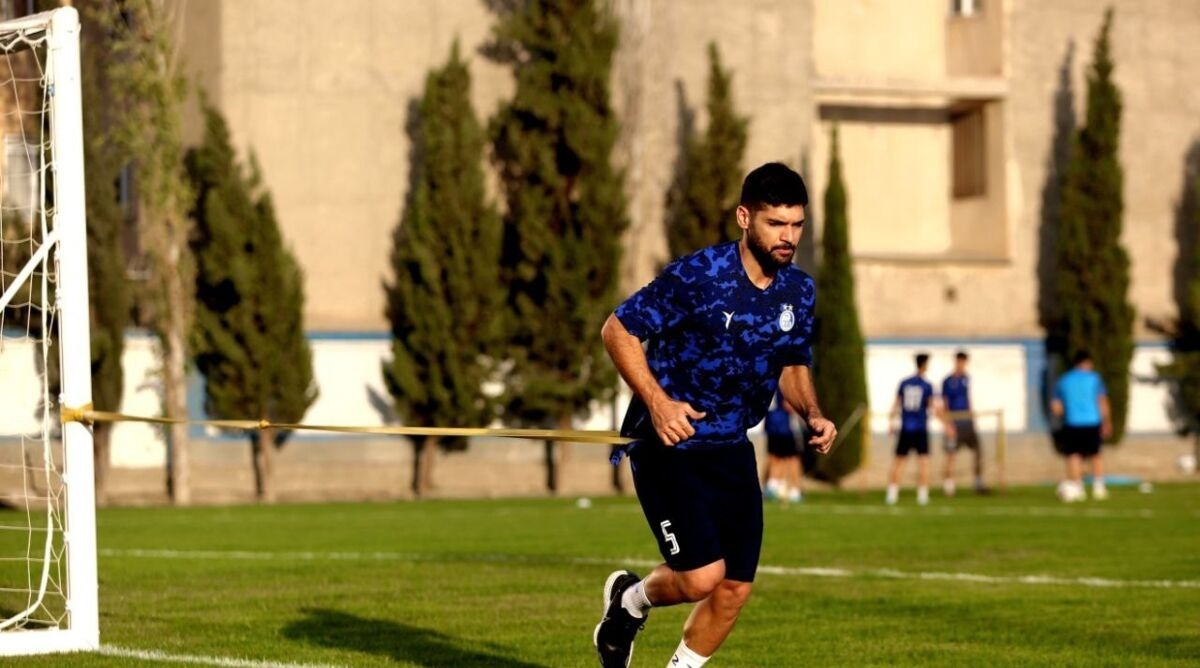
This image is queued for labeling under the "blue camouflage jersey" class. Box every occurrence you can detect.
[614,241,816,451]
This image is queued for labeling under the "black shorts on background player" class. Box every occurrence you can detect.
[1060,425,1102,457]
[630,442,763,582]
[895,430,929,456]
[766,433,800,457]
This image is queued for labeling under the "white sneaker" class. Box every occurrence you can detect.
[885,487,899,506]
[943,479,956,497]
[787,488,803,503]
[1057,481,1085,503]
[1092,483,1109,500]
[917,487,930,506]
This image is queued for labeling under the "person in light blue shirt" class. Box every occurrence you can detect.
[1051,350,1112,502]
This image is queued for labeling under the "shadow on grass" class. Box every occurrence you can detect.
[282,607,552,668]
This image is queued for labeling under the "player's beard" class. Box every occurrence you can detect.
[746,224,795,272]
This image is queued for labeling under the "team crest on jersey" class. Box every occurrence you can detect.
[779,304,795,332]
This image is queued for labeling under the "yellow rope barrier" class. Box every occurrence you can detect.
[61,407,631,446]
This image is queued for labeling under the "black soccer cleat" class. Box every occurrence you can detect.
[593,569,647,668]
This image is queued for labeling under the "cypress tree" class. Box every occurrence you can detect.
[1159,150,1200,469]
[186,104,317,503]
[812,127,869,484]
[80,4,131,504]
[1050,8,1133,441]
[485,0,629,491]
[383,43,502,498]
[96,0,196,504]
[665,42,749,258]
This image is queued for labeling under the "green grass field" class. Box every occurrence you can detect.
[6,483,1200,667]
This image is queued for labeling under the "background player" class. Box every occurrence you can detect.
[886,353,952,506]
[594,163,836,668]
[1051,350,1112,502]
[763,388,804,503]
[941,350,988,496]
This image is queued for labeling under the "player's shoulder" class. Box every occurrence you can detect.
[663,241,741,285]
[779,263,815,295]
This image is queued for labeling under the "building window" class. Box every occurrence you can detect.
[3,134,38,219]
[949,0,982,17]
[951,107,986,198]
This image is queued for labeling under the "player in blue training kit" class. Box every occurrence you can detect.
[941,350,987,496]
[886,353,953,506]
[1051,350,1112,502]
[593,163,837,668]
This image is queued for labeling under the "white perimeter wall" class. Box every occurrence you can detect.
[0,336,1180,468]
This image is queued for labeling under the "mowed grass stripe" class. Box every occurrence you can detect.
[99,548,1200,590]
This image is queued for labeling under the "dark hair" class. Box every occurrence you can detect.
[915,353,930,368]
[955,350,969,361]
[739,162,809,211]
[1073,350,1092,366]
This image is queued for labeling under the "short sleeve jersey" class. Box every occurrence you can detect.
[1055,368,1107,427]
[942,374,971,413]
[614,241,816,450]
[897,375,934,433]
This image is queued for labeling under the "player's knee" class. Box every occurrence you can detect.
[677,563,725,601]
[715,580,753,611]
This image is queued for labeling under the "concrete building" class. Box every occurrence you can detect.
[6,1,1199,482]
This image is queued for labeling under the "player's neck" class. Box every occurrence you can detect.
[737,239,778,289]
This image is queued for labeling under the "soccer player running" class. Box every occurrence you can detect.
[1050,350,1112,502]
[886,353,953,506]
[594,163,836,668]
[941,350,988,496]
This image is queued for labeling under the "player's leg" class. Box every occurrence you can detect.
[784,454,803,502]
[917,454,931,505]
[1089,429,1107,499]
[887,434,911,504]
[596,444,722,667]
[678,578,753,661]
[764,451,783,500]
[942,436,958,496]
[669,445,764,666]
[915,432,931,505]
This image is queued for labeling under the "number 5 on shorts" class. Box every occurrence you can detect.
[659,520,680,555]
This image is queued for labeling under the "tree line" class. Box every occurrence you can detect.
[75,0,1191,505]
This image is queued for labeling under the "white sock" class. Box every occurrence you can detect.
[885,484,899,504]
[917,486,929,505]
[668,640,709,668]
[621,579,651,618]
[943,479,956,496]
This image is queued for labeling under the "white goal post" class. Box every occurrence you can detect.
[0,6,98,656]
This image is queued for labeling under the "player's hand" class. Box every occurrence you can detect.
[1101,421,1113,440]
[649,397,706,446]
[946,423,957,440]
[807,416,837,454]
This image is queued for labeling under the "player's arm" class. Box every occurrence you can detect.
[601,313,706,446]
[778,364,837,454]
[934,394,956,438]
[888,393,900,435]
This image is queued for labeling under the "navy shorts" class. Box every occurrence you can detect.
[630,442,763,582]
[767,433,800,457]
[1060,425,1102,457]
[895,430,929,456]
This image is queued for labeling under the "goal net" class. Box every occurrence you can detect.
[0,7,97,656]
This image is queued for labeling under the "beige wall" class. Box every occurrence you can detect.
[172,0,1200,339]
[1008,0,1200,337]
[814,0,946,81]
